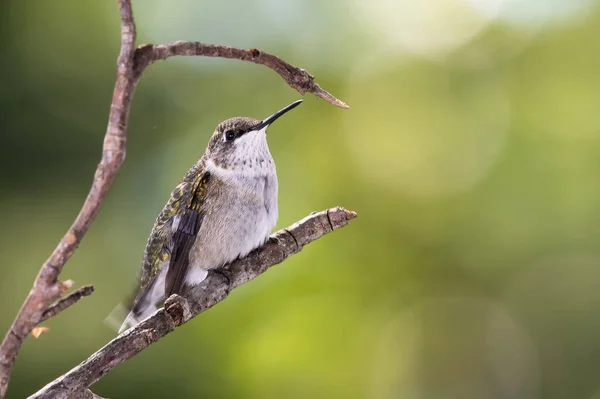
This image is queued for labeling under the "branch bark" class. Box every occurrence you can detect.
[0,0,349,397]
[29,207,356,399]
[133,42,349,109]
[39,286,95,324]
[0,1,136,396]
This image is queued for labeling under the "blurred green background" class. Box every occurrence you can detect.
[2,0,600,398]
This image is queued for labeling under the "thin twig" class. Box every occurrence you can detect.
[29,207,357,399]
[0,1,137,396]
[133,41,349,108]
[39,286,95,324]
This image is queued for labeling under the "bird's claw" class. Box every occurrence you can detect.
[210,268,231,295]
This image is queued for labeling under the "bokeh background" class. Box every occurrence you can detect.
[2,0,600,398]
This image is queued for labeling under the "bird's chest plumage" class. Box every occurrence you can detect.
[187,168,278,280]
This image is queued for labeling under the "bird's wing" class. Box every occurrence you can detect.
[164,171,211,297]
[128,168,211,316]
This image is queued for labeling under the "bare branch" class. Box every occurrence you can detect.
[0,1,137,396]
[29,207,357,399]
[39,286,95,324]
[66,389,110,399]
[132,41,349,109]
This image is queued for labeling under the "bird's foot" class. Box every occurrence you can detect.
[210,268,231,296]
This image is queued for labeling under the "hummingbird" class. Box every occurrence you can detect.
[118,100,303,333]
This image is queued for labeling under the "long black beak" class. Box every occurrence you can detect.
[251,99,303,132]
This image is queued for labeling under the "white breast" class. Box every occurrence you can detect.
[185,144,278,285]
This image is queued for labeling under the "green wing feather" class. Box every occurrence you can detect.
[128,162,211,315]
[165,171,211,296]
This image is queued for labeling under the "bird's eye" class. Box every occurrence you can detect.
[225,130,236,141]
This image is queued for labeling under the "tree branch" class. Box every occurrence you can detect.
[29,207,356,399]
[0,1,136,396]
[133,42,349,109]
[39,286,95,324]
[0,0,349,397]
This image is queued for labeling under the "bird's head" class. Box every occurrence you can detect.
[206,100,302,174]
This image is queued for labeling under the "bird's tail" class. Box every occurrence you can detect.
[104,302,158,334]
[118,309,143,334]
[106,266,168,334]
[103,302,130,333]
